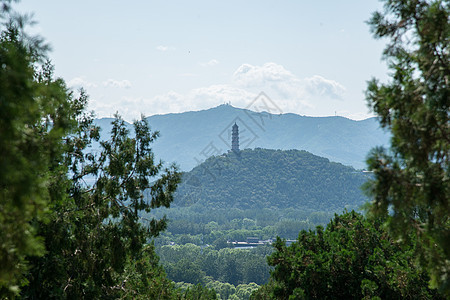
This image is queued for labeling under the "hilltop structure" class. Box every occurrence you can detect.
[231,122,239,153]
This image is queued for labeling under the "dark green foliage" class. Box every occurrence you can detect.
[21,114,180,298]
[0,23,84,295]
[176,278,259,300]
[151,207,333,241]
[158,244,271,286]
[175,148,370,211]
[252,211,442,299]
[151,207,333,289]
[365,0,449,295]
[119,244,180,300]
[180,283,218,300]
[166,258,207,285]
[0,3,182,298]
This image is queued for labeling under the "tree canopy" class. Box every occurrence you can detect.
[175,148,370,211]
[364,0,449,295]
[252,211,442,299]
[0,22,80,294]
[0,6,183,298]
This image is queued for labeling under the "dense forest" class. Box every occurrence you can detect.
[1,0,448,299]
[253,211,444,299]
[173,148,371,210]
[147,148,370,296]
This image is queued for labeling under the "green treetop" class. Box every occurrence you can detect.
[0,4,182,298]
[364,0,449,295]
[252,211,442,299]
[0,21,79,295]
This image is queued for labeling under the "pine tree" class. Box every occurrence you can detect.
[0,22,76,296]
[364,0,449,295]
[0,4,181,297]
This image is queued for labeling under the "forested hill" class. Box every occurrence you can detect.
[173,148,371,211]
[94,104,389,171]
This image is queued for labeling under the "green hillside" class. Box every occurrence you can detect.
[174,148,371,211]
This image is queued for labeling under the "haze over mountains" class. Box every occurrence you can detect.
[94,104,390,171]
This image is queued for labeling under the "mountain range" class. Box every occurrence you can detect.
[93,104,390,171]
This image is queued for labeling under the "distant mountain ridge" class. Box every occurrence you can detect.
[93,105,389,171]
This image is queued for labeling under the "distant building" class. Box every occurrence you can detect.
[246,237,259,243]
[228,237,276,248]
[231,122,239,153]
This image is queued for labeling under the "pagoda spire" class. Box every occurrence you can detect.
[231,122,239,153]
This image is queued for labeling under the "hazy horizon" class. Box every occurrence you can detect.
[16,1,388,122]
[95,102,379,122]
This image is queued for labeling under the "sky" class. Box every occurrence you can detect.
[15,0,389,122]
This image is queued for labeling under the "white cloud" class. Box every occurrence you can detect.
[102,79,132,89]
[304,75,346,100]
[232,62,346,102]
[200,59,219,67]
[156,45,175,51]
[233,62,295,87]
[88,62,349,121]
[178,73,197,77]
[133,85,256,117]
[68,77,98,88]
[189,84,256,108]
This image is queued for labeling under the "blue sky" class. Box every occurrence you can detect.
[16,1,389,121]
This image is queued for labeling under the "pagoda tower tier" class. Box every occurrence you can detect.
[231,122,239,152]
